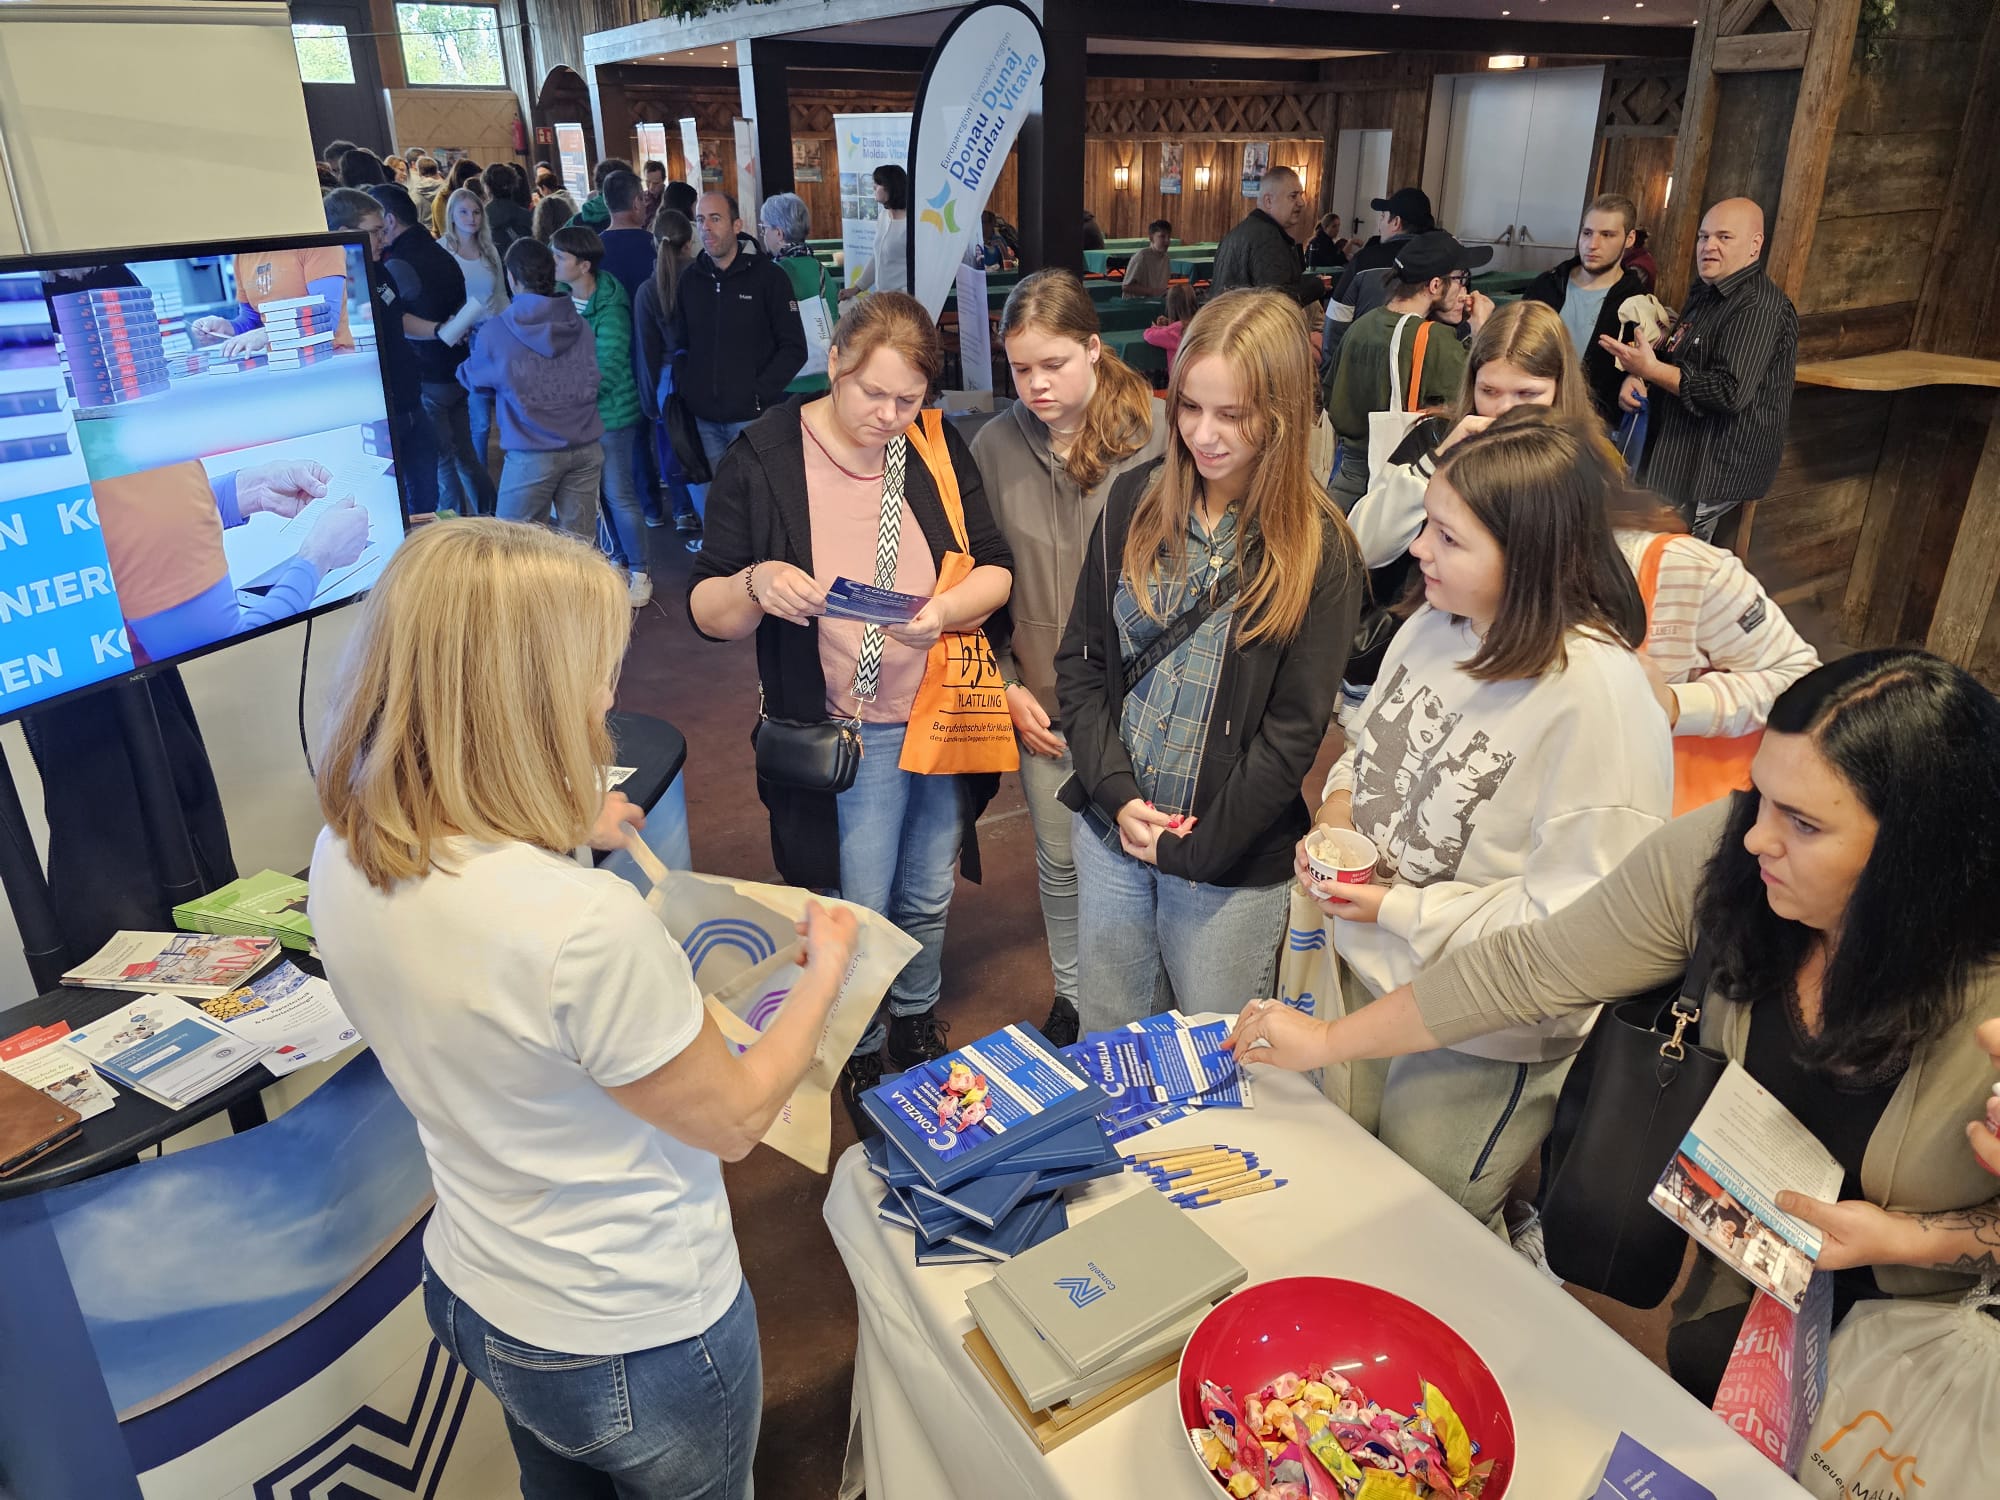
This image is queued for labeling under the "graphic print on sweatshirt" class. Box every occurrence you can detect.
[1351,663,1518,885]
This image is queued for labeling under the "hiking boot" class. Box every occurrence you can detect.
[1040,996,1081,1049]
[840,1047,888,1140]
[887,1010,952,1072]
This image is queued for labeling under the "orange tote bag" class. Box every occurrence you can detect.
[897,409,1019,776]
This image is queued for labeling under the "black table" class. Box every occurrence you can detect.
[0,709,688,1199]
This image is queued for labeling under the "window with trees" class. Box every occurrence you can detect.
[395,4,505,88]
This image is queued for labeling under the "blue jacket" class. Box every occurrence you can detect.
[457,293,603,452]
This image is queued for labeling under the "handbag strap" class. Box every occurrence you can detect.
[1386,314,1412,414]
[1406,320,1433,413]
[1661,936,1715,1062]
[1119,567,1240,696]
[850,434,910,704]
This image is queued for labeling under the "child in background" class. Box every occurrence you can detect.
[1143,282,1198,367]
[457,239,603,538]
[551,226,651,607]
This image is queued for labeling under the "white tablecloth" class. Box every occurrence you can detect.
[824,1050,1812,1500]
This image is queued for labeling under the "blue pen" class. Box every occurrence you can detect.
[1176,1176,1286,1208]
[1169,1168,1271,1201]
[1149,1154,1259,1185]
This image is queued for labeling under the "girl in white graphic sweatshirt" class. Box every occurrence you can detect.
[1306,407,1673,1235]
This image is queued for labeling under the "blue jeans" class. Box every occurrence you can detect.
[499,443,603,538]
[422,379,498,516]
[1015,743,1079,1005]
[467,388,497,513]
[598,423,651,573]
[689,417,753,522]
[424,1260,760,1500]
[836,720,963,1055]
[1072,812,1289,1031]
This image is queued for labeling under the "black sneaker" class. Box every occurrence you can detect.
[673,508,702,537]
[840,1047,887,1140]
[887,1010,952,1072]
[1040,996,1081,1050]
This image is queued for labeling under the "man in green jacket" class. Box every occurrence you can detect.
[551,225,652,606]
[1325,230,1494,511]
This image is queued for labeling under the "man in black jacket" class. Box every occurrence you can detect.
[1523,193,1649,426]
[1322,185,1434,378]
[674,190,808,473]
[368,183,493,516]
[1211,166,1322,306]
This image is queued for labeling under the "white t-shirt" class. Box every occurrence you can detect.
[1325,609,1672,1063]
[309,831,741,1354]
[866,213,909,293]
[449,246,499,313]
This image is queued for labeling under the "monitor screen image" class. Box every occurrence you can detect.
[0,233,406,722]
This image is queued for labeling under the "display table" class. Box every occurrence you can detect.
[1800,351,2000,666]
[825,1056,1811,1500]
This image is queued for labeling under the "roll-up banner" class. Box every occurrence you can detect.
[905,0,1046,319]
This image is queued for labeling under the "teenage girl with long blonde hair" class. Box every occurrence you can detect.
[1055,289,1363,1027]
[972,268,1167,1043]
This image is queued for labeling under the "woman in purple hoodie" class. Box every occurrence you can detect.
[458,239,604,537]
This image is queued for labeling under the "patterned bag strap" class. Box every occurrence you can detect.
[850,434,910,705]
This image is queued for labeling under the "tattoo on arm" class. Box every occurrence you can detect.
[1912,1200,2000,1276]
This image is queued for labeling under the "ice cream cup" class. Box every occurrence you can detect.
[1305,826,1378,889]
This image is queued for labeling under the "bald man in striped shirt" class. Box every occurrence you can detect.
[1601,198,1798,542]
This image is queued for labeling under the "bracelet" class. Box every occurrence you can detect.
[744,561,766,607]
[1001,678,1024,691]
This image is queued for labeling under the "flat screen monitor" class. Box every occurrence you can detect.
[0,232,407,723]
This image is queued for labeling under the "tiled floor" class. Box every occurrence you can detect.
[619,537,1830,1494]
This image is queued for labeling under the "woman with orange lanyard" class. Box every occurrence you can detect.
[190,246,354,359]
[688,293,1013,1122]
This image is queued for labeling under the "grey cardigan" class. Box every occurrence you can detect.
[1414,798,2000,1319]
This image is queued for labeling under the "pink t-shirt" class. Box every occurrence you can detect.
[805,418,939,722]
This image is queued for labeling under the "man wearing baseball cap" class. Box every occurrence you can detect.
[1324,229,1494,509]
[1322,187,1437,377]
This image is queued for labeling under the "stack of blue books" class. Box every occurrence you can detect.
[1064,1010,1253,1143]
[862,1023,1120,1265]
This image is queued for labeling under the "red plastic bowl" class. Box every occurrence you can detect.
[1176,1276,1515,1498]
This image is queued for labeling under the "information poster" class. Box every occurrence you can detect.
[634,121,668,173]
[833,111,912,290]
[1241,141,1270,197]
[554,122,588,200]
[733,117,761,229]
[679,117,700,188]
[1160,141,1183,196]
[956,262,991,392]
[793,139,823,184]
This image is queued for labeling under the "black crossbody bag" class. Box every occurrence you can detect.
[1538,938,1728,1308]
[1055,567,1240,815]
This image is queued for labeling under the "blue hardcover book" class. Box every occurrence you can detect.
[1001,1114,1116,1173]
[893,1184,974,1241]
[946,1192,1068,1262]
[861,1024,1109,1190]
[863,1131,924,1188]
[909,1165,1041,1229]
[878,1189,969,1249]
[1031,1156,1122,1193]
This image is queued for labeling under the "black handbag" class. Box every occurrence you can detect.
[1538,939,1728,1308]
[751,703,863,793]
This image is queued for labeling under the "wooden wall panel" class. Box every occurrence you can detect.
[1084,138,1322,245]
[1703,67,1802,235]
[1818,130,1959,220]
[1594,134,1677,239]
[1798,211,1940,315]
[1750,387,1891,607]
[1912,0,2000,358]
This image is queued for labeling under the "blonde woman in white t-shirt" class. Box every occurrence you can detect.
[1299,408,1672,1236]
[310,519,856,1500]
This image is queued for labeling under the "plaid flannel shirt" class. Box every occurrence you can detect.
[1113,508,1239,822]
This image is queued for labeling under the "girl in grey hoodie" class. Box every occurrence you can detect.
[971,270,1168,1044]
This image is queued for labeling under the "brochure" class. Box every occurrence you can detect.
[64,995,270,1107]
[1592,1433,1716,1500]
[1649,1061,1842,1311]
[173,870,314,951]
[0,1036,118,1119]
[1074,1017,1249,1107]
[823,577,929,625]
[63,931,282,998]
[193,961,362,1077]
[862,1024,1108,1191]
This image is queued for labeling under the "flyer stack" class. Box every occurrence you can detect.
[52,286,168,408]
[1063,1009,1252,1144]
[862,1024,1119,1266]
[175,870,315,953]
[259,294,338,370]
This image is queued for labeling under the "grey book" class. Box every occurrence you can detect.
[967,1276,1205,1412]
[990,1190,1246,1375]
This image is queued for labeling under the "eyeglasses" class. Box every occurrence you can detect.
[1445,272,1472,287]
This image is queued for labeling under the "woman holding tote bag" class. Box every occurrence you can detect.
[689,293,1014,1119]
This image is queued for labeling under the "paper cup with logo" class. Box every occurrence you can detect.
[1304,827,1378,891]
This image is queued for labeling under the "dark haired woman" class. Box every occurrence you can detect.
[1055,290,1363,1031]
[482,162,533,253]
[1233,648,2000,1401]
[1296,406,1672,1236]
[840,164,909,299]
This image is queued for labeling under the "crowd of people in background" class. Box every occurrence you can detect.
[306,133,2000,1499]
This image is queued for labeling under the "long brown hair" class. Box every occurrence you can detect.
[1434,406,1646,681]
[1123,290,1357,645]
[650,208,694,317]
[998,269,1155,492]
[1442,299,1596,428]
